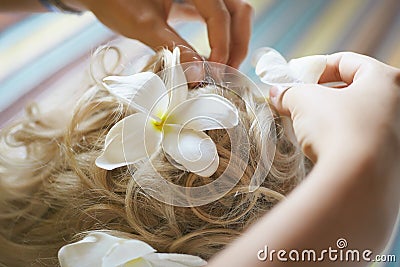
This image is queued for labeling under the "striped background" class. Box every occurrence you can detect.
[0,0,399,265]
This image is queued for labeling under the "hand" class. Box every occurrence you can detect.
[68,0,253,68]
[208,54,400,267]
[270,52,400,162]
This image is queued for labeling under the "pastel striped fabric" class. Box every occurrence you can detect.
[0,0,399,265]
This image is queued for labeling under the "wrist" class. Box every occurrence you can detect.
[316,131,400,251]
[318,130,400,184]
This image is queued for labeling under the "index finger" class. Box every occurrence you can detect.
[224,0,253,68]
[192,0,231,64]
[318,52,375,85]
[140,21,203,64]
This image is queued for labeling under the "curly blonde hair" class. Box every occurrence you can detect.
[0,48,306,267]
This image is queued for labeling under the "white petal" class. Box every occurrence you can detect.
[103,72,168,117]
[95,113,161,170]
[165,94,238,131]
[288,55,327,83]
[102,240,156,267]
[144,253,206,267]
[164,47,188,113]
[162,126,219,177]
[255,48,298,85]
[58,232,127,267]
[251,47,275,66]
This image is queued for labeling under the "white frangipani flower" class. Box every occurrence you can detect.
[253,47,327,87]
[95,47,239,177]
[58,232,207,267]
[253,48,327,148]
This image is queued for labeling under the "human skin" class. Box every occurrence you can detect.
[207,52,400,266]
[0,0,252,68]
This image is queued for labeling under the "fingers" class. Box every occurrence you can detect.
[269,85,308,117]
[270,52,382,116]
[173,0,252,68]
[191,0,252,68]
[86,0,252,68]
[85,0,203,65]
[169,1,203,22]
[140,22,203,64]
[224,0,253,68]
[132,0,197,59]
[269,84,326,161]
[192,0,231,64]
[318,52,374,84]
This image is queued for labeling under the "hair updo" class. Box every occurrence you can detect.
[0,48,307,267]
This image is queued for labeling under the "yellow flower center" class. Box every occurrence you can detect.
[152,111,167,132]
[152,118,165,132]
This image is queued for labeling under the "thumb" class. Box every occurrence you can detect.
[269,83,332,162]
[269,84,322,117]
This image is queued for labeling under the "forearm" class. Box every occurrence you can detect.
[208,143,400,267]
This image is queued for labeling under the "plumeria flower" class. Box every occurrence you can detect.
[58,232,206,267]
[95,47,239,177]
[253,47,327,89]
[252,48,327,148]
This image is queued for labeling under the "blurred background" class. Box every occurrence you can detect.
[0,0,399,264]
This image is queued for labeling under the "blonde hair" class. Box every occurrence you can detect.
[0,48,306,266]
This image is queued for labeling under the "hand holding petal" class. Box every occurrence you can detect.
[254,47,327,86]
[288,55,327,83]
[254,48,297,85]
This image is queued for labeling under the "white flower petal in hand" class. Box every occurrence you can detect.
[162,125,219,177]
[252,47,285,67]
[254,47,327,86]
[166,94,239,131]
[288,55,327,83]
[96,113,161,170]
[255,48,297,85]
[103,72,169,117]
[58,232,206,267]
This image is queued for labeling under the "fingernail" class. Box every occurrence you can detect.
[178,44,203,63]
[269,85,290,106]
[184,62,205,87]
[210,50,229,65]
[269,86,279,105]
[228,61,240,69]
